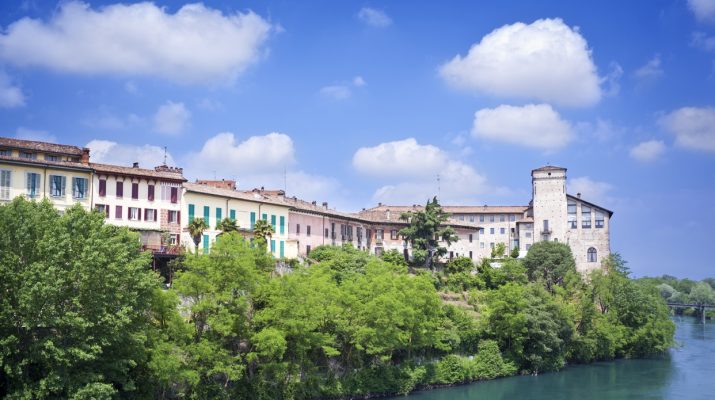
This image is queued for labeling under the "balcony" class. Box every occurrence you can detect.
[143,244,182,255]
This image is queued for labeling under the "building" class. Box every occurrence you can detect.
[181,182,295,258]
[0,138,93,212]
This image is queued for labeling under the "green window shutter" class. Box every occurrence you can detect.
[203,206,210,225]
[216,208,222,225]
[188,204,195,222]
[279,216,285,234]
[271,215,276,231]
[203,235,209,254]
[279,241,284,258]
[250,212,256,229]
[262,213,267,221]
[230,209,236,221]
[270,239,276,254]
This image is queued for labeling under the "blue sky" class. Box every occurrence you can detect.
[1,0,715,278]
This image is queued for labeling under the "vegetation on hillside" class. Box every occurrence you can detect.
[0,197,675,400]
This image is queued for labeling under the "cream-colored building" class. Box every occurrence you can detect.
[0,138,93,211]
[181,183,295,258]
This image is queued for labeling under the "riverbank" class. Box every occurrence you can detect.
[386,316,713,400]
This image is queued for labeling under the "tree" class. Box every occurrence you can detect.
[510,246,520,259]
[217,217,239,233]
[187,217,208,252]
[522,241,578,293]
[252,219,274,251]
[399,197,458,269]
[491,243,506,259]
[445,256,474,275]
[689,281,715,306]
[0,198,158,398]
[380,248,408,268]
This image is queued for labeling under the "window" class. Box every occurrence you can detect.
[582,206,592,229]
[203,235,209,254]
[543,219,550,232]
[271,215,277,231]
[469,216,475,222]
[98,179,106,197]
[568,201,577,229]
[168,210,178,224]
[525,232,532,238]
[306,245,311,255]
[230,209,236,221]
[26,172,40,198]
[116,181,124,198]
[49,175,66,197]
[250,212,256,229]
[188,204,195,222]
[479,215,484,222]
[148,185,155,201]
[131,183,139,199]
[500,215,505,222]
[509,215,516,222]
[45,154,59,161]
[307,225,311,236]
[479,228,485,235]
[203,206,210,225]
[325,228,329,238]
[376,229,384,240]
[72,177,88,199]
[480,242,484,249]
[170,187,178,203]
[145,208,156,222]
[469,234,473,243]
[587,247,597,263]
[489,215,495,222]
[296,224,301,235]
[20,152,36,160]
[280,216,285,234]
[490,228,494,234]
[262,213,267,221]
[0,170,11,200]
[500,228,505,234]
[490,242,495,249]
[449,251,454,259]
[216,208,222,226]
[115,205,122,219]
[279,241,284,258]
[458,215,464,221]
[526,244,531,250]
[96,204,109,218]
[0,149,10,156]
[391,230,398,240]
[595,212,605,228]
[469,251,473,259]
[270,239,276,254]
[129,207,140,221]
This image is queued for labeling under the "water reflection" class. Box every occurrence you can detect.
[391,317,715,400]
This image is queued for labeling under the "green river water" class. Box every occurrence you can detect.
[388,316,714,400]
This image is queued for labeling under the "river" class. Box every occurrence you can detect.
[388,316,714,400]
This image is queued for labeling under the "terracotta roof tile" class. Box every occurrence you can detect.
[91,163,185,181]
[0,137,85,156]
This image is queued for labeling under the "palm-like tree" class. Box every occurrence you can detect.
[252,219,274,250]
[187,218,208,253]
[217,217,239,233]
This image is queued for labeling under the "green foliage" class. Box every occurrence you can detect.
[252,219,274,251]
[217,217,239,232]
[523,241,579,292]
[445,256,475,274]
[510,245,520,259]
[381,248,408,268]
[688,281,715,306]
[491,242,506,259]
[0,198,158,399]
[188,217,208,249]
[399,197,458,268]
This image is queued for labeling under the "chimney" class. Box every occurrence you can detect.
[386,209,391,220]
[311,200,317,206]
[322,201,328,209]
[132,162,139,168]
[577,192,581,199]
[378,202,383,207]
[81,148,90,165]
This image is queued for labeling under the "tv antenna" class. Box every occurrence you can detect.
[163,146,168,165]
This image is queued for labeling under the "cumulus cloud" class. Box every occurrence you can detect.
[0,2,272,84]
[630,140,666,162]
[660,106,715,151]
[86,139,175,167]
[353,138,448,178]
[153,101,191,135]
[634,55,664,81]
[568,177,614,205]
[15,127,56,143]
[353,76,366,86]
[689,0,715,23]
[0,72,25,108]
[357,7,392,27]
[439,18,601,107]
[471,104,574,150]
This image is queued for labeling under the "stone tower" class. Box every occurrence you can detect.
[531,166,568,244]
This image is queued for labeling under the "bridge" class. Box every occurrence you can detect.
[666,302,715,323]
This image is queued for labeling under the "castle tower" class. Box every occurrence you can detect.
[531,166,567,243]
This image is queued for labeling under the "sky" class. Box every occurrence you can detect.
[1,0,715,278]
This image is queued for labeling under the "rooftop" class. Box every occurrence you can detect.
[363,204,528,215]
[92,162,185,181]
[0,137,85,156]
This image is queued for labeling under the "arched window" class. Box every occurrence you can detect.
[587,247,597,263]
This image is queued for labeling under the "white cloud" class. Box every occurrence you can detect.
[186,132,295,178]
[439,18,601,107]
[634,55,664,81]
[630,140,666,162]
[692,32,715,52]
[197,98,223,111]
[0,2,272,84]
[353,138,449,178]
[124,81,138,94]
[0,72,25,108]
[602,62,623,96]
[568,177,614,205]
[471,104,574,150]
[82,108,143,131]
[15,127,56,143]
[689,0,715,23]
[86,139,175,168]
[153,101,191,135]
[320,85,352,100]
[357,7,392,27]
[353,76,366,87]
[238,170,341,206]
[660,106,715,151]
